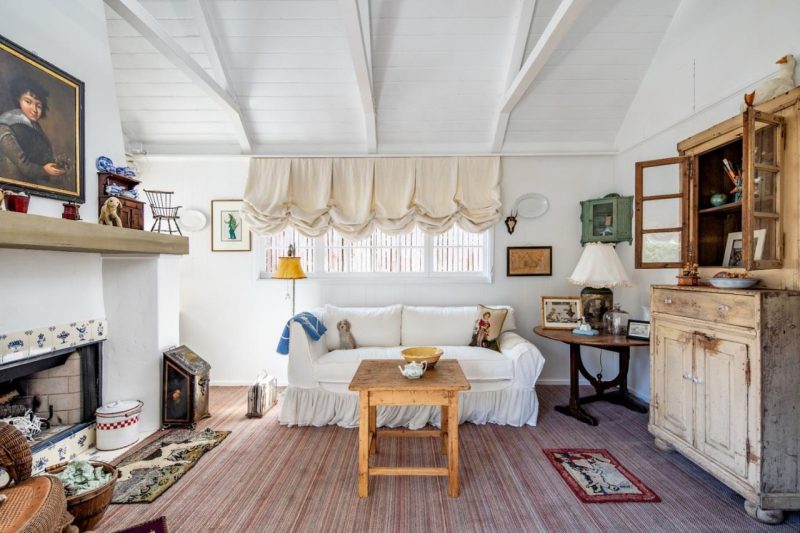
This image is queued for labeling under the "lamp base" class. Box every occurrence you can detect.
[580,287,613,331]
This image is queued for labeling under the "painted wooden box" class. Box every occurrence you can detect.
[162,345,211,428]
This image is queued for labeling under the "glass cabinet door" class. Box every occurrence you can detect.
[590,199,617,240]
[743,109,784,270]
[635,157,689,268]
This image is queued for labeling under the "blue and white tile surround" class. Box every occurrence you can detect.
[1,318,108,471]
[0,318,108,364]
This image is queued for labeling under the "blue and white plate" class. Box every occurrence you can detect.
[708,278,759,289]
[96,156,114,172]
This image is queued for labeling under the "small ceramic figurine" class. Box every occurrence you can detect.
[399,361,427,379]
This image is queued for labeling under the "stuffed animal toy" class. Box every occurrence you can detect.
[337,319,358,350]
[741,54,797,111]
[99,196,123,227]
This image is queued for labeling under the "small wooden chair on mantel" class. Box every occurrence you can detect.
[144,190,182,236]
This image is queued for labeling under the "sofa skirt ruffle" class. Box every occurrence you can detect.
[278,386,540,429]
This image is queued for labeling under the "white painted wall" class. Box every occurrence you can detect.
[1,1,179,429]
[134,154,624,386]
[613,0,800,399]
[0,0,125,331]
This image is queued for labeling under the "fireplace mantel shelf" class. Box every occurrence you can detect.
[0,211,188,255]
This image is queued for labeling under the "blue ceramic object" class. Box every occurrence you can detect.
[710,193,728,207]
[96,156,114,172]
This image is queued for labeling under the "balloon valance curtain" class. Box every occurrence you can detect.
[242,156,501,239]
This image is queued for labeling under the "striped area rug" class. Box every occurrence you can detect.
[98,386,800,532]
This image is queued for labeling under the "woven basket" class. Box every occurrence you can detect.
[46,461,119,532]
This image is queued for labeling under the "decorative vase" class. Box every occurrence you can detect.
[602,304,630,335]
[710,193,728,207]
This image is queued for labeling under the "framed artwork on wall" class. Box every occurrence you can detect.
[541,296,583,329]
[211,199,252,252]
[0,35,85,202]
[507,246,552,276]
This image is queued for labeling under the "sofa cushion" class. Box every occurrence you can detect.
[402,305,516,346]
[323,304,402,351]
[402,306,475,346]
[469,305,508,348]
[313,346,514,384]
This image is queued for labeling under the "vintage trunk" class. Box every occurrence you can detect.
[162,346,211,428]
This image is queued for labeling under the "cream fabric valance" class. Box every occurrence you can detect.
[242,156,501,239]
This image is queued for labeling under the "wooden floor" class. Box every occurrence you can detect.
[98,386,800,532]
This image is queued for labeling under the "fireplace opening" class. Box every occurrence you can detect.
[0,342,102,451]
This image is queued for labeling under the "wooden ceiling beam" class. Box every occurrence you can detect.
[104,0,253,153]
[338,0,377,153]
[491,0,588,152]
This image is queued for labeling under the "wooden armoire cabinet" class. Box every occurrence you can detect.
[650,285,800,523]
[635,87,800,289]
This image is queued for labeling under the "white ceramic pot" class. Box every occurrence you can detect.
[95,400,143,451]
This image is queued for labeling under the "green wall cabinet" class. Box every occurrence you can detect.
[580,193,633,245]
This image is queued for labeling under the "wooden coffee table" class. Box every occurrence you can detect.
[348,359,470,497]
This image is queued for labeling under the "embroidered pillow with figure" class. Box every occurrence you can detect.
[469,305,508,349]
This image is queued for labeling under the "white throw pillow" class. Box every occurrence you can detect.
[323,304,403,350]
[402,306,477,346]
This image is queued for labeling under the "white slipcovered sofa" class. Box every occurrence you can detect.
[279,304,546,429]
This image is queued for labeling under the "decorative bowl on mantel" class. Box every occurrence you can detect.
[401,346,443,368]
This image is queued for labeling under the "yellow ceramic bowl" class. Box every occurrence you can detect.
[401,346,443,369]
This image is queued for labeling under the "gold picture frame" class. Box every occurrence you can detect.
[0,35,85,202]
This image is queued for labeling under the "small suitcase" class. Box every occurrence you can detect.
[247,373,277,418]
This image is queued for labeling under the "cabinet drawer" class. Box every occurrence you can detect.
[652,288,755,328]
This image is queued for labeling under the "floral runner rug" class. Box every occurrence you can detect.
[543,448,660,503]
[110,428,230,503]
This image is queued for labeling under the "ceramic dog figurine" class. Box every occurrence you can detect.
[99,197,123,227]
[337,319,357,350]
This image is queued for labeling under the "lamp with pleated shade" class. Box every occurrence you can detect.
[273,244,306,315]
[568,242,631,331]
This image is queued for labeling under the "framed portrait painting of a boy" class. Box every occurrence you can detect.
[0,35,85,202]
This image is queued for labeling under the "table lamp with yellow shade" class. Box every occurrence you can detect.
[273,244,306,315]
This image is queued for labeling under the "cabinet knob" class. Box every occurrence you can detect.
[718,304,730,313]
[692,377,703,385]
[663,298,673,305]
[682,373,693,380]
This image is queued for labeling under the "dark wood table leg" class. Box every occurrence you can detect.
[554,343,598,426]
[576,348,649,413]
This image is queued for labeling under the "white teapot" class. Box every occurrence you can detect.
[398,361,427,379]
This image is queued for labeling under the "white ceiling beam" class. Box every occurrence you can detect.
[104,0,252,153]
[492,0,537,153]
[338,0,377,153]
[491,0,589,152]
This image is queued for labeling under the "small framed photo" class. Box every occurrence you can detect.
[627,319,651,340]
[723,229,765,268]
[541,296,583,329]
[507,246,552,276]
[211,199,251,252]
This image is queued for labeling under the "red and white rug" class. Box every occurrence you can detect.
[544,448,661,503]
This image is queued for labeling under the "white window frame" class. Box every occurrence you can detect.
[255,227,494,284]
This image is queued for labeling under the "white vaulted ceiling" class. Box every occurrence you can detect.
[104,0,680,155]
